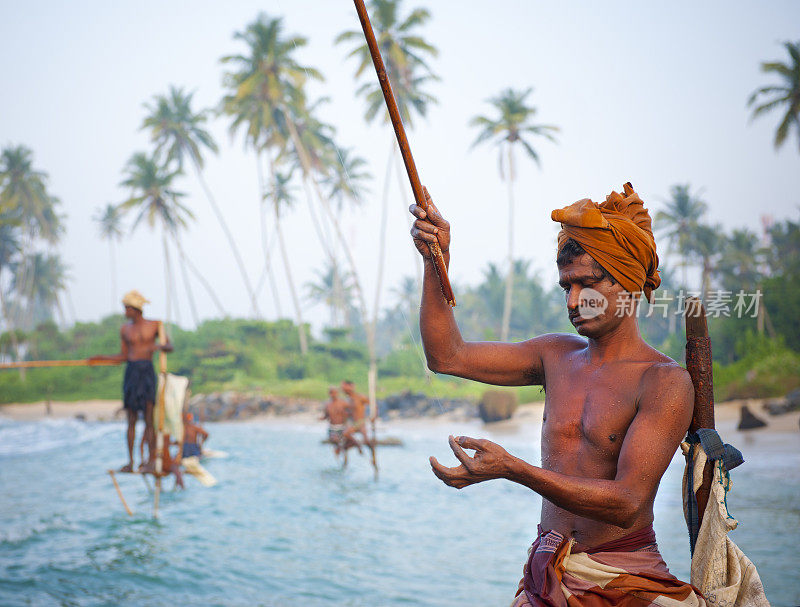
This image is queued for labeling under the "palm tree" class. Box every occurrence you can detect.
[0,145,63,244]
[470,87,558,341]
[748,41,800,152]
[0,144,63,334]
[11,253,69,327]
[335,0,439,129]
[0,219,22,361]
[266,169,308,354]
[220,13,321,326]
[142,86,261,317]
[93,203,124,311]
[305,260,354,328]
[118,151,194,323]
[686,224,721,304]
[654,184,708,289]
[324,146,371,211]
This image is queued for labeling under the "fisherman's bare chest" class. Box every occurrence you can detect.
[540,359,648,463]
[122,320,158,347]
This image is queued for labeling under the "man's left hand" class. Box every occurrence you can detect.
[429,435,514,489]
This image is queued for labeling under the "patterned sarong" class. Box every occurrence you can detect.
[512,525,706,606]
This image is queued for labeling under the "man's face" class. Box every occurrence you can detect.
[329,388,338,399]
[341,382,353,395]
[123,305,138,319]
[558,254,631,338]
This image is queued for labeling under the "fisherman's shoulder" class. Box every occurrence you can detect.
[639,359,694,405]
[521,332,587,354]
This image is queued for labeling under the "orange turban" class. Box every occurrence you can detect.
[551,182,661,300]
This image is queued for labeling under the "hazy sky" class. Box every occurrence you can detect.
[1,1,798,333]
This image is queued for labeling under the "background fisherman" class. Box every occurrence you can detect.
[90,290,172,473]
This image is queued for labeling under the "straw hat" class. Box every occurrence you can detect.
[121,290,149,311]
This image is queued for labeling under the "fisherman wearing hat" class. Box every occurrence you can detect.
[411,184,707,605]
[90,290,173,473]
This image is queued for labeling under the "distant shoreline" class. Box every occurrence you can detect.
[2,398,798,439]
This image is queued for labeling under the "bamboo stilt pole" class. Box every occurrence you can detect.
[154,321,168,519]
[108,470,133,516]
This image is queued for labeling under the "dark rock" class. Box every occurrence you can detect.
[737,405,767,430]
[786,389,800,410]
[478,391,517,423]
[763,398,790,416]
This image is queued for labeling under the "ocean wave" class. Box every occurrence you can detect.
[0,418,118,457]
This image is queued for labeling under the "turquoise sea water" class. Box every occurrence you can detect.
[0,416,798,606]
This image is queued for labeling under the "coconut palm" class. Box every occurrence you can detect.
[335,0,438,128]
[0,220,22,360]
[221,13,322,326]
[324,146,371,211]
[93,203,124,311]
[266,168,308,353]
[118,151,194,322]
[470,87,559,342]
[0,145,63,244]
[10,252,69,327]
[654,184,707,289]
[686,224,721,303]
[748,41,800,152]
[142,86,261,316]
[0,145,63,335]
[305,260,354,328]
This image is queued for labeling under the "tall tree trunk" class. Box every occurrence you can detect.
[501,144,516,342]
[175,238,226,317]
[192,159,261,318]
[162,229,175,327]
[109,240,117,312]
[265,155,308,355]
[0,283,24,379]
[255,152,283,318]
[176,239,200,326]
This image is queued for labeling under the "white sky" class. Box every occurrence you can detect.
[1,1,798,333]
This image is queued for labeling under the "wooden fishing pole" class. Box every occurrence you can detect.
[684,298,715,526]
[108,470,134,516]
[153,321,168,519]
[352,0,455,307]
[0,359,121,369]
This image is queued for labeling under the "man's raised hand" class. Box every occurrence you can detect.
[429,435,514,489]
[409,186,450,259]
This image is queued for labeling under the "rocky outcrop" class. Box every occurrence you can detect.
[737,405,767,431]
[378,391,476,420]
[187,392,320,421]
[187,390,477,422]
[478,390,517,423]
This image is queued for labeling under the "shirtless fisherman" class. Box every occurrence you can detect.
[90,290,172,473]
[410,184,705,605]
[341,380,369,451]
[320,387,352,460]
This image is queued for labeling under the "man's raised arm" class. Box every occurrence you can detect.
[410,188,555,386]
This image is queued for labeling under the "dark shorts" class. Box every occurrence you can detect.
[123,360,156,414]
[183,442,202,458]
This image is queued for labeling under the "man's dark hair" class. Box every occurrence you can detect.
[556,239,617,285]
[343,380,353,385]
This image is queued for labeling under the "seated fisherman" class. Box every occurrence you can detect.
[182,412,209,459]
[411,184,706,605]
